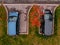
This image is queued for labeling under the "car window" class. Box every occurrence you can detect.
[49,15,53,21]
[9,16,17,22]
[44,14,49,19]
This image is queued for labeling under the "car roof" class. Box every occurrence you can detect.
[44,18,53,35]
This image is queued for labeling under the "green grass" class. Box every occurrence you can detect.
[0,5,60,45]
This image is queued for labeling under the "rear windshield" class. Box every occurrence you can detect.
[9,16,17,22]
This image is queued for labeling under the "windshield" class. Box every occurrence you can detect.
[9,16,17,22]
[44,14,50,20]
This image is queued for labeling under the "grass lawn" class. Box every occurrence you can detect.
[0,5,60,45]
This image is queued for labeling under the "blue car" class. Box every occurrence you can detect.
[8,11,18,36]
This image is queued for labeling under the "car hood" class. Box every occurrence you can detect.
[8,22,16,35]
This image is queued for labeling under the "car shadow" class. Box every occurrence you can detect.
[16,11,20,35]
